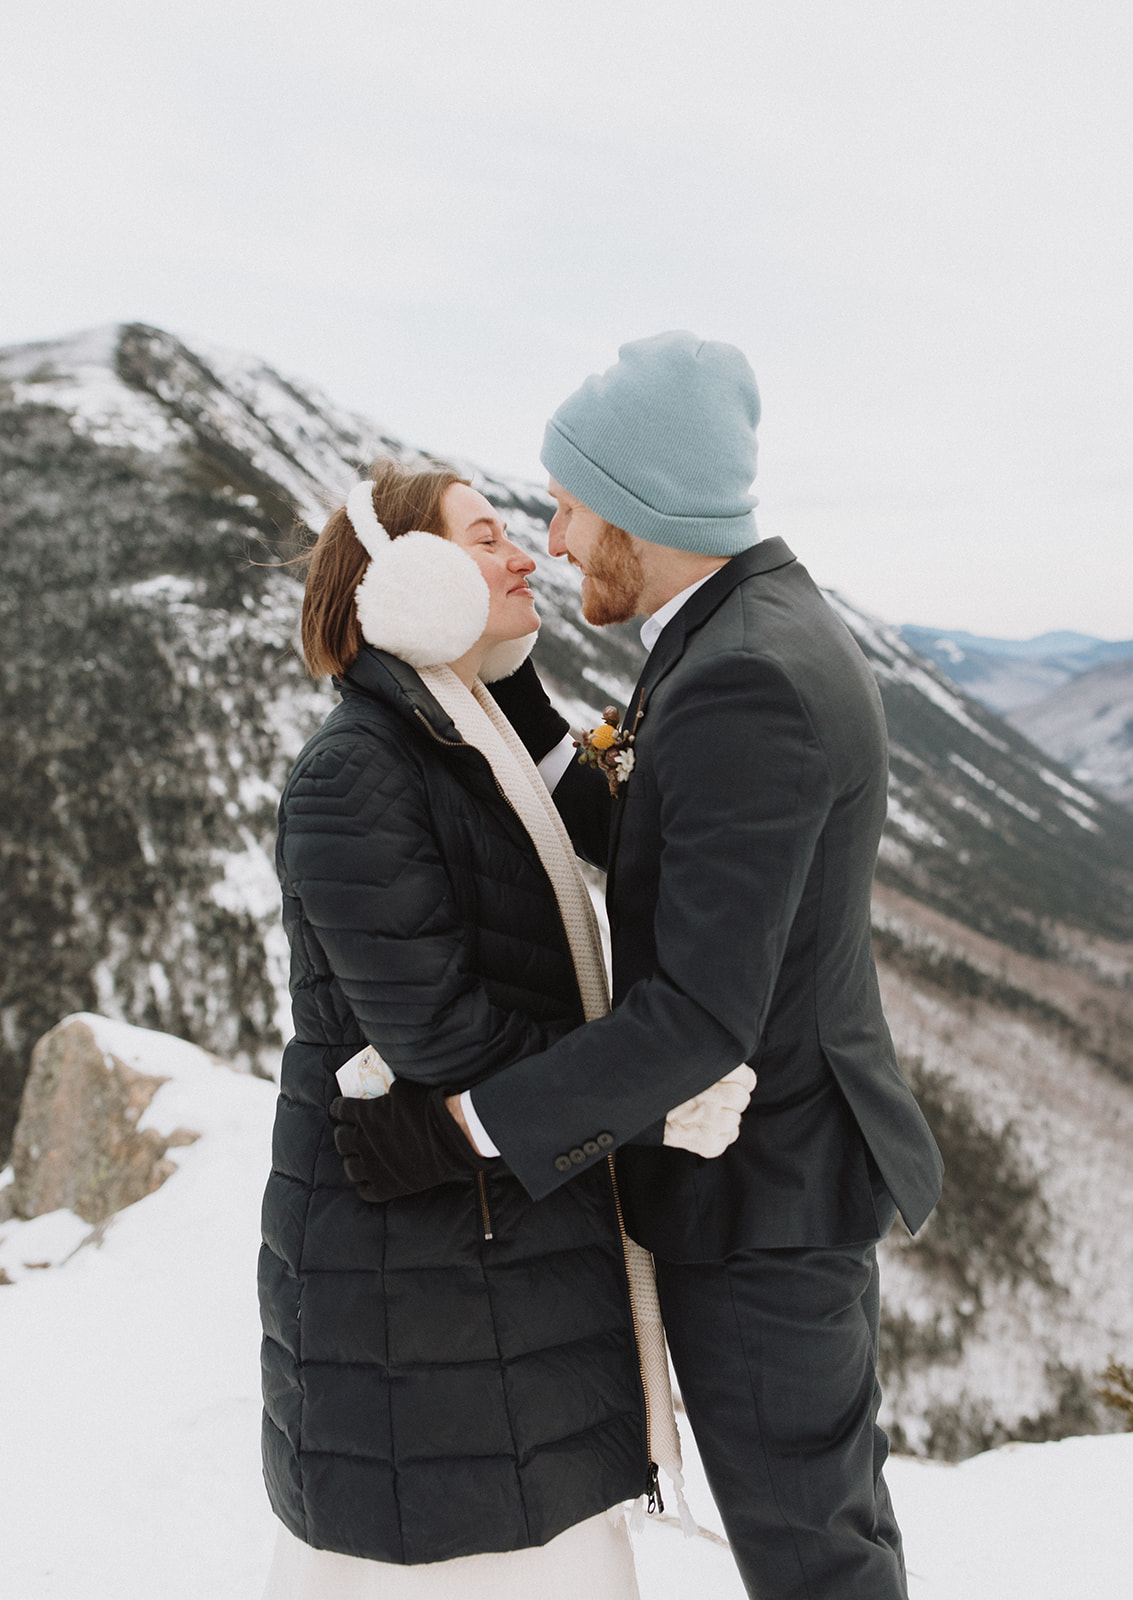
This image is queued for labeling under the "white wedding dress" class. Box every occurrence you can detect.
[262,1507,640,1600]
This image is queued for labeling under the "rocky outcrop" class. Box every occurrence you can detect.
[8,1016,201,1224]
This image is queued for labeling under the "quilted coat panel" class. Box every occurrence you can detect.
[259,648,647,1563]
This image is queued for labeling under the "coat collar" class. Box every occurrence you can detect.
[624,537,796,734]
[606,538,795,867]
[339,644,467,748]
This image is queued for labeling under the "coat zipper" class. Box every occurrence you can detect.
[412,706,522,818]
[413,706,515,1252]
[414,705,505,1251]
[412,706,463,747]
[607,1154,662,1512]
[475,1171,494,1241]
[416,704,654,1501]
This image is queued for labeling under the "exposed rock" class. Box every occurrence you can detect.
[8,1016,201,1225]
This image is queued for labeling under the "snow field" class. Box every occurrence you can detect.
[1,1018,1129,1599]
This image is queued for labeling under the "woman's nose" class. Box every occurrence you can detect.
[508,546,536,574]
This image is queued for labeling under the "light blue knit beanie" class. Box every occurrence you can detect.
[540,330,761,555]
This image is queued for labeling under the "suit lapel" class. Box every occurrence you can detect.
[608,537,796,861]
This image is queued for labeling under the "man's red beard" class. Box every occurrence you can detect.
[579,522,646,626]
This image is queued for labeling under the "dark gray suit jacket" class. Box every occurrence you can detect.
[475,539,943,1260]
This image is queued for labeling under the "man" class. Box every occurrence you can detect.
[337,332,943,1598]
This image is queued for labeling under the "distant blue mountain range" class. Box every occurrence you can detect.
[898,626,1133,712]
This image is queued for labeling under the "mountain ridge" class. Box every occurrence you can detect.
[899,625,1133,809]
[899,622,1133,716]
[3,321,1132,1454]
[1007,658,1133,812]
[902,626,1133,662]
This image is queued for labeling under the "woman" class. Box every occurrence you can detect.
[259,459,734,1597]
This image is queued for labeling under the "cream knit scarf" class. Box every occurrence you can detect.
[418,664,694,1531]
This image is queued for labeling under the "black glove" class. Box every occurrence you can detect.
[330,1079,492,1203]
[485,656,570,763]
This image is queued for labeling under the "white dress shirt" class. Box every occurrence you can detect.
[637,571,716,654]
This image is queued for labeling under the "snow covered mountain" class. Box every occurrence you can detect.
[3,322,1133,1455]
[837,605,1133,952]
[899,625,1133,715]
[900,624,1133,811]
[1008,658,1133,811]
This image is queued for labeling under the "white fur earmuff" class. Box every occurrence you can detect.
[348,482,491,669]
[478,631,539,683]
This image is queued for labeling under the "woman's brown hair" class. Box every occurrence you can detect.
[301,458,468,678]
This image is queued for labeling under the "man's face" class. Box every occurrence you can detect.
[546,478,646,626]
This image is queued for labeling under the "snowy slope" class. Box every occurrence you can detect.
[872,881,1133,1456]
[899,625,1133,715]
[4,323,386,530]
[1,1017,1129,1600]
[0,321,643,1153]
[833,598,1133,952]
[4,322,1133,1460]
[1010,657,1133,809]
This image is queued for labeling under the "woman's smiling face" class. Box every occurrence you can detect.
[442,481,539,645]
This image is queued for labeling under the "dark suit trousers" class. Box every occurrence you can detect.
[654,1243,907,1600]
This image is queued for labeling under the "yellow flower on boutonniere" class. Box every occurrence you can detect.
[576,705,636,797]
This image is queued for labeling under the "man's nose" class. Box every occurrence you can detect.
[547,514,567,558]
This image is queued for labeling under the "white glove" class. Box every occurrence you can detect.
[662,1064,757,1158]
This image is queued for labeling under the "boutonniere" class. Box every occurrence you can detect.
[576,705,636,797]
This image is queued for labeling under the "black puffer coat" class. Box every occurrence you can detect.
[259,645,648,1564]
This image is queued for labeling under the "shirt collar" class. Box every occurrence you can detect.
[639,573,717,654]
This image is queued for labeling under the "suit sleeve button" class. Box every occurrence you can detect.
[596,1131,615,1149]
[582,1139,600,1156]
[554,1154,573,1172]
[568,1147,587,1165]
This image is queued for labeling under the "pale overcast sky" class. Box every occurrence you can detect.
[2,1,1131,637]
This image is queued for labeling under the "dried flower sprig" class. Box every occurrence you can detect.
[576,705,636,797]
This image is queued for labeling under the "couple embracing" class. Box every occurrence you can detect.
[258,332,943,1599]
